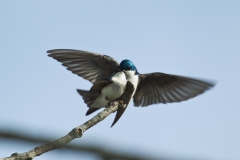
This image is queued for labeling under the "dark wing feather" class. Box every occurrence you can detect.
[133,72,216,107]
[47,49,119,83]
[111,81,135,127]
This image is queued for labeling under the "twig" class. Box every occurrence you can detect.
[2,81,135,160]
[1,102,119,160]
[0,130,156,160]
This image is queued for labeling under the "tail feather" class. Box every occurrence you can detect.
[86,108,101,116]
[77,89,100,107]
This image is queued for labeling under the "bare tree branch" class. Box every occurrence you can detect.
[1,102,119,160]
[0,130,160,160]
[2,81,136,160]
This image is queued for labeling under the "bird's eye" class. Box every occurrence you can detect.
[127,66,131,70]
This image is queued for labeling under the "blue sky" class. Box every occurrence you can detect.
[0,1,240,159]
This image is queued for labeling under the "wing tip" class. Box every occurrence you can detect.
[204,80,217,92]
[47,49,77,55]
[46,49,97,54]
[46,49,61,57]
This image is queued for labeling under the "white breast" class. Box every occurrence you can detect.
[111,71,127,82]
[102,71,127,100]
[89,71,138,109]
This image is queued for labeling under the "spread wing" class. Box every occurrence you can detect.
[133,73,216,107]
[47,49,119,83]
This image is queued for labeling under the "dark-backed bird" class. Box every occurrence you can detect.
[47,49,216,127]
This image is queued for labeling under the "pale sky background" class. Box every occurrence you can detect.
[0,1,240,160]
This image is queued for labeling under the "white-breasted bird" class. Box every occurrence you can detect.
[47,49,216,127]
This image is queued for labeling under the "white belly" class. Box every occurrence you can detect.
[102,81,126,100]
[90,71,127,108]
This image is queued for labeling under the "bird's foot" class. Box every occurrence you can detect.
[106,100,118,109]
[118,100,126,108]
[105,97,124,108]
[106,99,125,113]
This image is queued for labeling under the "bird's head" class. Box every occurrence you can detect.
[119,59,138,72]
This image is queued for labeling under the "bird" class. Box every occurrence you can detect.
[47,49,216,127]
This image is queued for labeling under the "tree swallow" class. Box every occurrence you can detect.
[47,49,215,127]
